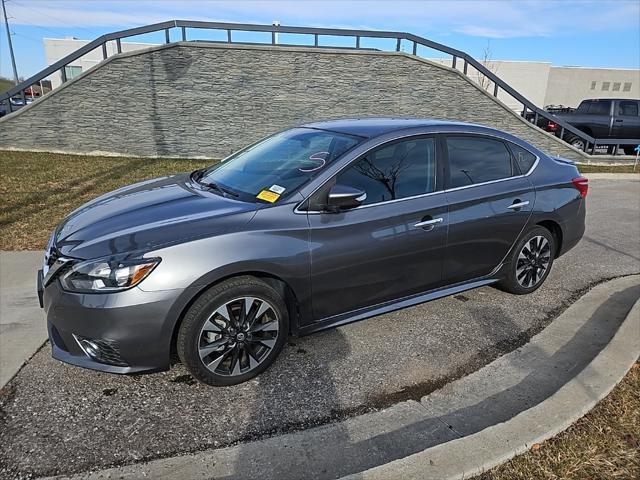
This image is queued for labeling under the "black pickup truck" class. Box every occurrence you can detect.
[532,98,640,155]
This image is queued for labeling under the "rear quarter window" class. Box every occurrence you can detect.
[508,143,537,174]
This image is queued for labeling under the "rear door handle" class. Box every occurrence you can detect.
[507,201,530,210]
[414,217,443,228]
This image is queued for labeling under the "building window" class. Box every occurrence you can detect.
[601,82,610,91]
[590,81,597,90]
[612,82,621,91]
[64,65,82,80]
[623,82,632,92]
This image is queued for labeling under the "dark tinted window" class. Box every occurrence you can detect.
[337,138,436,205]
[618,101,639,116]
[446,136,514,188]
[577,100,611,115]
[509,143,537,174]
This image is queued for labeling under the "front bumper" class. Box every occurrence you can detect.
[40,276,186,374]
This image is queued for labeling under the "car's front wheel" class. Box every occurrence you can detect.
[498,226,556,295]
[177,276,288,386]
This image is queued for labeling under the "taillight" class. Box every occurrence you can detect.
[547,121,558,131]
[572,177,589,198]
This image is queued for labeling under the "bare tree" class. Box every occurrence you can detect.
[478,40,499,91]
[354,156,408,200]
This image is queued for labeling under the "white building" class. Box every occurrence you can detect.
[43,37,640,111]
[44,38,154,89]
[427,58,639,111]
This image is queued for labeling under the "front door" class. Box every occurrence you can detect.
[307,136,448,321]
[442,135,535,284]
[612,100,640,139]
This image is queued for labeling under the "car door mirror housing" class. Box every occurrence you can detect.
[325,185,366,211]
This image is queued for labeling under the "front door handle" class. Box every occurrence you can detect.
[414,217,443,228]
[507,200,530,210]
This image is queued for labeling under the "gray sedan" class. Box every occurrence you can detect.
[38,118,587,386]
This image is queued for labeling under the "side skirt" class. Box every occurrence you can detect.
[296,275,502,336]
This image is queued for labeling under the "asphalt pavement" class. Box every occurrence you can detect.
[0,178,639,479]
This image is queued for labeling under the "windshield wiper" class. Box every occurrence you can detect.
[191,168,207,182]
[191,169,240,198]
[200,181,240,198]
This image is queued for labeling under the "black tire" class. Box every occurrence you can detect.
[565,134,586,151]
[177,276,289,386]
[498,226,556,295]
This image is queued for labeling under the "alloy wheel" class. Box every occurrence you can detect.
[571,138,586,151]
[198,297,279,376]
[516,235,551,288]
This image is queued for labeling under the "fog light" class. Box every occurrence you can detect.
[72,334,129,367]
[80,340,99,357]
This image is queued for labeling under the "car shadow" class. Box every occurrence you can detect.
[217,327,353,479]
[212,284,639,479]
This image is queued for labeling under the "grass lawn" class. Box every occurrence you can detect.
[478,362,640,480]
[577,163,640,174]
[0,150,637,251]
[0,150,211,250]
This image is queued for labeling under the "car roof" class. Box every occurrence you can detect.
[302,117,482,138]
[581,98,640,102]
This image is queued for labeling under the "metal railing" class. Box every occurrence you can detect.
[1,19,637,155]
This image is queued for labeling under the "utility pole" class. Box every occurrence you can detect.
[2,0,19,85]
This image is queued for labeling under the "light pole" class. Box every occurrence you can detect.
[1,0,19,86]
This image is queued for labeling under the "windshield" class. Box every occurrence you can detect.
[198,128,363,203]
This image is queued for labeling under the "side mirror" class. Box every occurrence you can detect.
[326,184,366,211]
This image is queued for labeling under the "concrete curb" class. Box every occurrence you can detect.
[343,278,640,480]
[43,275,640,480]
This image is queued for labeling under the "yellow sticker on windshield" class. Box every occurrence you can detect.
[257,190,280,203]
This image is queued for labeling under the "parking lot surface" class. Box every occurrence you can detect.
[1,179,639,479]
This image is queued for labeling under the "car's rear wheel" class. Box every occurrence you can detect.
[566,134,586,151]
[498,226,556,295]
[177,276,288,386]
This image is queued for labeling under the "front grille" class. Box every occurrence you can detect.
[73,335,129,367]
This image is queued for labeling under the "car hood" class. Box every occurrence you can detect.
[54,173,259,259]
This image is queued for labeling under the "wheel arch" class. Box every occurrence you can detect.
[576,125,593,137]
[536,219,563,258]
[168,270,302,356]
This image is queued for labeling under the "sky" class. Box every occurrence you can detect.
[1,0,639,81]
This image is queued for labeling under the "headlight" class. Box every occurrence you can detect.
[59,257,160,293]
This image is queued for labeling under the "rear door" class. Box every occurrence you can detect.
[576,99,613,137]
[442,135,535,284]
[612,100,640,139]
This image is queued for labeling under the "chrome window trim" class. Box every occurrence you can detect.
[294,130,540,215]
[443,156,539,194]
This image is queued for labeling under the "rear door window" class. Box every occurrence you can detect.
[445,136,515,188]
[578,100,611,115]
